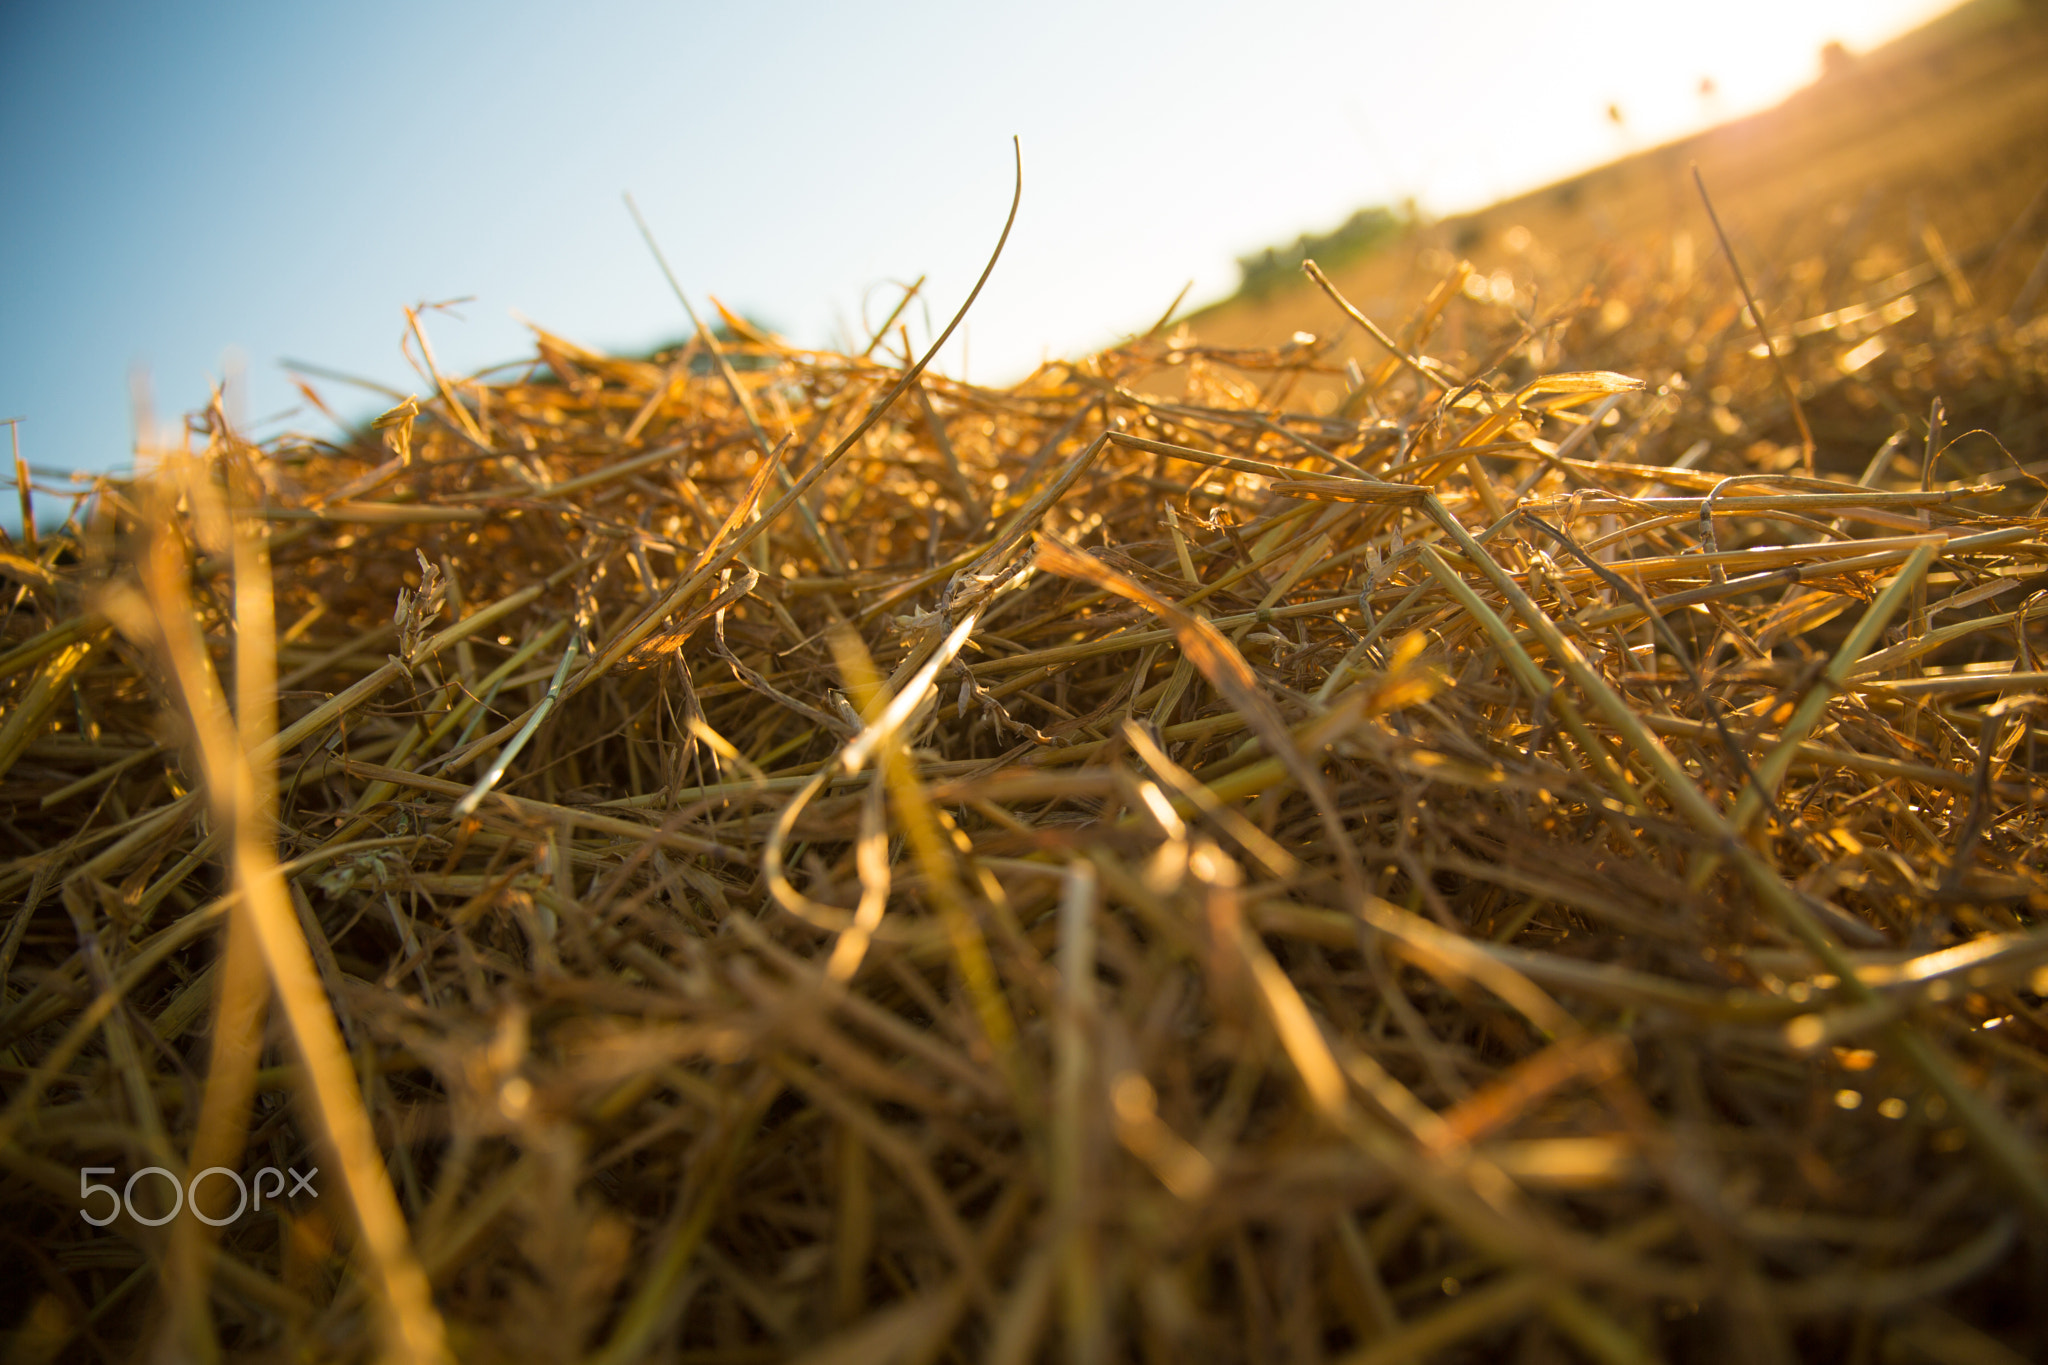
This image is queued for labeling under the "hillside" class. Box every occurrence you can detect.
[1148,0,2048,441]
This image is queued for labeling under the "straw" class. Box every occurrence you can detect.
[5,95,2048,1362]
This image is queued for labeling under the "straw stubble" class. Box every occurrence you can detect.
[5,132,2048,1364]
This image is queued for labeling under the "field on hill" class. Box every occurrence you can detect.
[5,4,2048,1364]
[1162,0,2048,481]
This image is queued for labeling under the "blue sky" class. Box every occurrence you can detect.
[2,0,1955,505]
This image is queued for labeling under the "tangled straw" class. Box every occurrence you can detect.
[6,116,2048,1363]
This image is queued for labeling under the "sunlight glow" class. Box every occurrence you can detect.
[0,0,1964,483]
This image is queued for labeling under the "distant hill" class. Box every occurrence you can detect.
[1167,0,2048,358]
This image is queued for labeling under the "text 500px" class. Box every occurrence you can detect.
[79,1165,317,1227]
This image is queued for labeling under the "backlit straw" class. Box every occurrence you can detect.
[6,55,2048,1361]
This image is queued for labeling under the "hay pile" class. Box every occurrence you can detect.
[5,163,2048,1365]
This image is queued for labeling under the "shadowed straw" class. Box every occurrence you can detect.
[6,82,2048,1363]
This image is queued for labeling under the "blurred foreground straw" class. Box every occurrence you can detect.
[6,102,2048,1364]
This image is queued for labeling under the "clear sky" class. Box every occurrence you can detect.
[2,0,1958,493]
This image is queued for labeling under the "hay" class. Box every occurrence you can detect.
[6,150,2048,1365]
